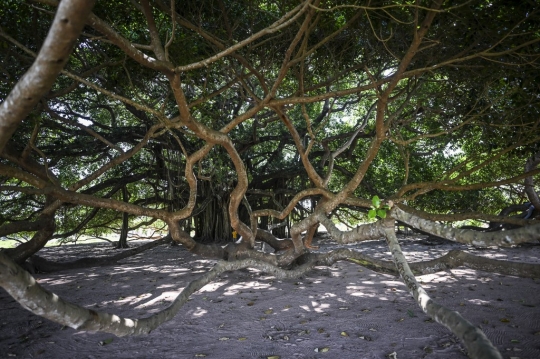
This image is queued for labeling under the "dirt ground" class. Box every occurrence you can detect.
[1,235,540,359]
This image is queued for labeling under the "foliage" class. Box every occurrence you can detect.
[0,0,539,247]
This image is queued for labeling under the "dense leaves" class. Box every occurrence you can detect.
[0,0,539,250]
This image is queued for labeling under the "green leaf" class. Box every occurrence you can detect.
[372,195,381,208]
[99,338,114,346]
[377,209,386,218]
[368,209,376,219]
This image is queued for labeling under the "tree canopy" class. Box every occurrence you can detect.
[1,1,540,357]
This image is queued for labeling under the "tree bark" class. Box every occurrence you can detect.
[382,222,502,359]
[4,197,57,264]
[0,253,316,336]
[116,185,130,249]
[524,151,540,210]
[391,206,540,247]
[0,0,95,152]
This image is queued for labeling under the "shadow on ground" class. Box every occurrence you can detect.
[1,236,539,359]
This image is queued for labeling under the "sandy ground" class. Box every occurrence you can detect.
[1,235,540,359]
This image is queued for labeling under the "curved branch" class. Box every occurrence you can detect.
[173,1,310,72]
[318,215,386,244]
[0,0,95,152]
[0,253,316,336]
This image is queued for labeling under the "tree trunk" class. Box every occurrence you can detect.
[193,181,233,242]
[116,186,129,249]
[525,150,540,210]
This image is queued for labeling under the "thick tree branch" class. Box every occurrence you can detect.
[391,206,540,247]
[0,0,95,152]
[383,223,502,359]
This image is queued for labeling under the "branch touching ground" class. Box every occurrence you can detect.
[2,230,537,342]
[26,235,172,273]
[409,249,540,278]
[391,206,540,247]
[383,223,503,359]
[0,253,316,336]
[308,248,540,279]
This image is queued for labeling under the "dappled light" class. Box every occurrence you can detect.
[1,238,540,358]
[1,1,540,358]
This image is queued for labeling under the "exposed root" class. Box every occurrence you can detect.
[22,235,171,273]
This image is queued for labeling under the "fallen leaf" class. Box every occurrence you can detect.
[219,337,230,341]
[267,356,280,359]
[264,309,273,314]
[500,318,510,323]
[247,302,255,306]
[238,337,247,341]
[99,338,114,346]
[369,328,377,332]
[195,354,207,357]
[315,347,330,352]
[387,351,398,359]
[341,331,349,337]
